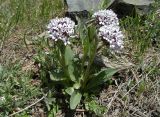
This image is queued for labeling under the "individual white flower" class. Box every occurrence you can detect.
[47,17,75,45]
[98,25,124,50]
[92,9,119,26]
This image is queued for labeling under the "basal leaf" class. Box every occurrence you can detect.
[70,91,82,109]
[49,71,65,81]
[68,65,76,82]
[65,46,76,82]
[65,46,74,66]
[87,68,118,90]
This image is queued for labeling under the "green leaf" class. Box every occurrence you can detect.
[65,87,74,95]
[70,91,82,109]
[49,71,65,81]
[88,25,96,42]
[73,83,81,89]
[80,25,89,57]
[87,25,97,58]
[87,68,118,90]
[68,65,76,82]
[121,0,154,5]
[65,46,74,66]
[65,46,76,82]
[0,65,3,77]
[99,0,115,9]
[85,100,106,116]
[48,104,59,117]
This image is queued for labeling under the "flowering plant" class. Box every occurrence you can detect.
[35,9,124,114]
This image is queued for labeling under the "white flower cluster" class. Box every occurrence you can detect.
[47,17,75,45]
[99,25,124,50]
[92,9,119,26]
[93,9,124,51]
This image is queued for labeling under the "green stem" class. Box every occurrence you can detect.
[57,43,70,85]
[82,37,98,90]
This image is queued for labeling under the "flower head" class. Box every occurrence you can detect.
[47,17,75,45]
[98,25,124,50]
[92,9,119,26]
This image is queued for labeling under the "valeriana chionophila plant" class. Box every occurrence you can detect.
[35,9,123,115]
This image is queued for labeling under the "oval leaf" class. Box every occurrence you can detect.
[70,91,82,109]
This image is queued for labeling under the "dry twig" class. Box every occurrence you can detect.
[122,78,144,99]
[9,94,47,117]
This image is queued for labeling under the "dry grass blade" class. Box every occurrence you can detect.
[9,94,47,117]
